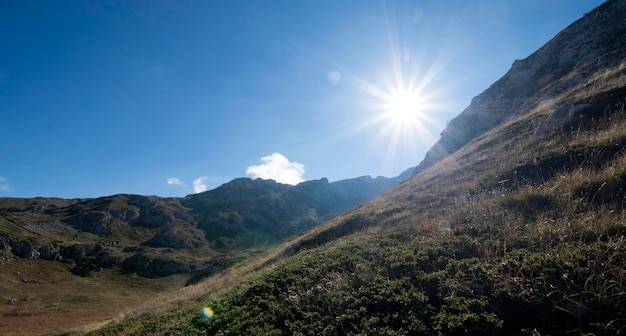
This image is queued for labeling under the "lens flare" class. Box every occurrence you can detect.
[201,306,215,320]
[438,220,452,232]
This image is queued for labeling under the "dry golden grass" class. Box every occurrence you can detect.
[560,60,626,102]
[6,49,625,335]
[144,85,626,335]
[53,240,293,335]
[0,260,186,336]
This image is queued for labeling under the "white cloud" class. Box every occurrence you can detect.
[166,176,210,193]
[166,177,185,186]
[246,152,305,185]
[0,176,9,191]
[193,176,208,193]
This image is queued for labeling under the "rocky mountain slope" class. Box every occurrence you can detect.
[416,0,626,174]
[0,169,411,282]
[88,1,626,335]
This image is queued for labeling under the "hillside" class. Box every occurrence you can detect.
[78,1,626,335]
[0,171,410,335]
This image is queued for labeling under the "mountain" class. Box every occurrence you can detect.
[416,0,626,174]
[0,169,411,281]
[84,1,626,335]
[185,169,412,244]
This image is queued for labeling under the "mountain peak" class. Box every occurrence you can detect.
[216,177,285,190]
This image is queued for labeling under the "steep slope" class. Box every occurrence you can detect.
[97,1,626,335]
[416,0,626,174]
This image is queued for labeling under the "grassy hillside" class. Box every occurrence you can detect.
[8,1,621,335]
[0,173,409,277]
[0,260,189,336]
[0,159,410,335]
[80,90,626,336]
[74,7,626,333]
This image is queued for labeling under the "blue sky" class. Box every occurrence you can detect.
[0,0,604,198]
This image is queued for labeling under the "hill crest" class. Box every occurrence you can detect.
[0,170,411,281]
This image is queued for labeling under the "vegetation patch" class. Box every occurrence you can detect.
[143,101,626,336]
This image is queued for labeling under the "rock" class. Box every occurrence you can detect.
[10,240,39,259]
[38,244,62,261]
[0,236,15,263]
[0,234,63,262]
[534,104,591,136]
[64,211,121,236]
[59,244,88,261]
[60,244,123,276]
[3,296,16,305]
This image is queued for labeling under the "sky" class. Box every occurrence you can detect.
[0,0,605,198]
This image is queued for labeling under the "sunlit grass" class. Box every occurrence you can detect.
[66,114,626,334]
[27,35,626,336]
[128,81,626,335]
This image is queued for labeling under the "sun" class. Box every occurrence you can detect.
[349,68,447,166]
[305,1,457,178]
[385,91,423,125]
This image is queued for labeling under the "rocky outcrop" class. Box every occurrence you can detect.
[63,194,195,236]
[0,233,123,275]
[65,211,122,236]
[415,0,626,174]
[0,233,63,262]
[533,103,592,136]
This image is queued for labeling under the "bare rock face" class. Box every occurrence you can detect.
[10,240,40,259]
[415,0,626,174]
[0,233,64,261]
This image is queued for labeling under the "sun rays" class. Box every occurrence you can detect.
[338,57,450,172]
[281,2,458,177]
[330,4,458,172]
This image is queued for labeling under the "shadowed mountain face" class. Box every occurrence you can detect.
[184,171,412,245]
[0,169,412,280]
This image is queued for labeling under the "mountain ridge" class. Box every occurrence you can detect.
[415,0,626,174]
[0,169,412,282]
